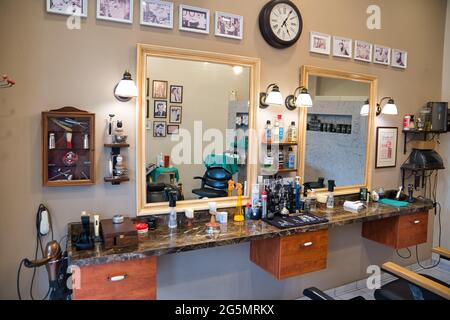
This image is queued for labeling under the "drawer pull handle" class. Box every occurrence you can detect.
[108,274,128,282]
[303,242,313,247]
[412,220,421,225]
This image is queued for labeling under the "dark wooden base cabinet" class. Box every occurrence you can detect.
[362,211,429,249]
[72,257,157,300]
[250,229,329,280]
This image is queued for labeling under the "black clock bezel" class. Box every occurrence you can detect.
[259,0,303,49]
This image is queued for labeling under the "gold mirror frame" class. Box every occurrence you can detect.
[136,44,261,216]
[298,65,378,196]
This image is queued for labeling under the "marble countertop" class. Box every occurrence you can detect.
[68,199,433,267]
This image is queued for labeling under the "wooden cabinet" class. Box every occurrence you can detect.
[250,229,329,280]
[362,211,429,249]
[42,107,95,186]
[72,257,157,300]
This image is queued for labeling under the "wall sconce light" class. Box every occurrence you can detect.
[114,70,138,102]
[360,99,370,116]
[285,86,313,110]
[376,97,398,116]
[260,83,284,108]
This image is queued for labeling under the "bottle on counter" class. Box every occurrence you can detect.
[273,116,280,143]
[168,191,178,229]
[326,180,336,209]
[287,121,298,143]
[261,192,268,219]
[287,147,296,169]
[264,120,273,144]
[277,114,284,143]
[245,203,252,220]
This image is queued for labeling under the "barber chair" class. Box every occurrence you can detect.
[192,167,232,199]
[303,247,450,301]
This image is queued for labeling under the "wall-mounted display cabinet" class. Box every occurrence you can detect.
[42,107,95,187]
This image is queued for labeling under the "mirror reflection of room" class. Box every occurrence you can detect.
[145,57,250,203]
[305,76,370,188]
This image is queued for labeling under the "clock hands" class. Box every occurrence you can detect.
[281,10,293,28]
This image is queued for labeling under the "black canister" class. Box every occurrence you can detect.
[146,216,157,230]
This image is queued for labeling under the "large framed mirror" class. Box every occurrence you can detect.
[298,66,377,195]
[137,44,260,215]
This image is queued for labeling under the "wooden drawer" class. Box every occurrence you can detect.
[362,211,429,249]
[250,229,329,280]
[72,257,157,300]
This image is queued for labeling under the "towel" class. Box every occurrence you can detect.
[379,198,409,208]
[344,201,365,211]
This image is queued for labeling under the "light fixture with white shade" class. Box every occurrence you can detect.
[376,97,398,116]
[285,86,313,110]
[114,70,138,102]
[360,99,370,116]
[260,83,284,108]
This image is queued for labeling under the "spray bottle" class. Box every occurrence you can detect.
[168,191,178,229]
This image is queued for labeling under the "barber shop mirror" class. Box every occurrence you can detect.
[299,66,377,195]
[137,45,260,215]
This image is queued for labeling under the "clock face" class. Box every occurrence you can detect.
[259,0,303,49]
[269,3,300,42]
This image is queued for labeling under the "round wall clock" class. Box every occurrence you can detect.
[259,0,303,49]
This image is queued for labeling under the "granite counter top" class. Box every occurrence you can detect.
[68,199,433,267]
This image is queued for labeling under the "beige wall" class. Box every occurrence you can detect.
[437,0,450,250]
[0,0,447,299]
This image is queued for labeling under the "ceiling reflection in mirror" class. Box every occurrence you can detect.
[305,76,370,188]
[145,56,251,204]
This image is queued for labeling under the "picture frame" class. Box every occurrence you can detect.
[46,0,88,17]
[354,40,373,63]
[152,80,168,99]
[391,49,408,69]
[97,0,133,24]
[153,121,167,137]
[140,0,174,29]
[179,4,210,34]
[215,11,243,40]
[167,125,180,135]
[309,32,331,55]
[373,45,391,65]
[169,106,182,124]
[169,85,183,104]
[375,127,398,168]
[333,36,352,59]
[154,100,167,118]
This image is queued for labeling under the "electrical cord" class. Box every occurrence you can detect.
[396,248,412,259]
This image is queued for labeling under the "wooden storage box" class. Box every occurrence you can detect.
[101,218,138,250]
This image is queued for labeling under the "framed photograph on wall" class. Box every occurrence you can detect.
[215,11,243,40]
[179,5,210,34]
[333,36,352,58]
[169,106,182,124]
[354,40,373,62]
[47,0,88,17]
[375,127,398,168]
[153,121,167,137]
[309,32,331,55]
[167,125,180,135]
[154,100,167,118]
[391,49,408,69]
[97,0,133,24]
[140,0,174,29]
[152,80,168,99]
[170,85,183,104]
[373,45,391,65]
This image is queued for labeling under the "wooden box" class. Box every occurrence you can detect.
[101,218,138,250]
[42,107,95,187]
[250,229,329,280]
[362,211,429,249]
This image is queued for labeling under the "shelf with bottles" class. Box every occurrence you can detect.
[42,107,95,187]
[104,143,130,185]
[307,113,352,135]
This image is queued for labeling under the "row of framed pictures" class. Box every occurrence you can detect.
[46,0,243,40]
[153,121,179,137]
[153,102,182,124]
[150,80,183,103]
[309,31,408,69]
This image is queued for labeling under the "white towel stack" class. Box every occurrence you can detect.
[343,201,365,211]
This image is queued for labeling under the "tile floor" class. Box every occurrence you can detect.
[299,259,450,300]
